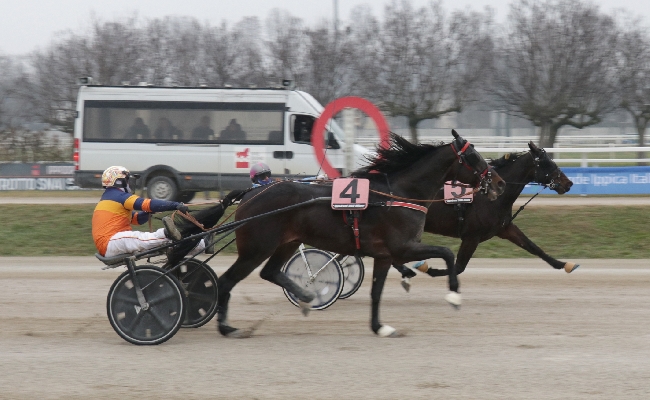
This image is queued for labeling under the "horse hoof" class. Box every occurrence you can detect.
[401,277,411,292]
[218,323,239,337]
[299,301,311,317]
[445,292,462,308]
[377,325,402,338]
[564,262,580,273]
[226,328,253,339]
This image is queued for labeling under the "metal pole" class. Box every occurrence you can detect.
[334,0,339,37]
[343,108,355,176]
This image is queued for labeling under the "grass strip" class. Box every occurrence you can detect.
[0,204,646,258]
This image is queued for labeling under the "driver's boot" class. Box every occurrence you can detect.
[162,216,182,241]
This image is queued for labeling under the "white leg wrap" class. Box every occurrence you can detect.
[377,325,397,337]
[444,291,462,306]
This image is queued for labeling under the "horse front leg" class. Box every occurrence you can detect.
[391,264,417,292]
[498,223,579,273]
[371,257,401,337]
[454,238,480,275]
[415,237,481,273]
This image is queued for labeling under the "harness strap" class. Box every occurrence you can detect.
[453,203,467,238]
[342,211,362,250]
[385,201,428,214]
[353,214,361,250]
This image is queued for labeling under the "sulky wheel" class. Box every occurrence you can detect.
[337,255,365,299]
[176,259,219,328]
[106,265,186,345]
[282,248,344,310]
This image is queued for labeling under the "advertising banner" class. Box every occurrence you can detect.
[0,163,76,191]
[520,166,650,195]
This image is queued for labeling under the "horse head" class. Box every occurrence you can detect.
[451,130,506,200]
[528,142,573,194]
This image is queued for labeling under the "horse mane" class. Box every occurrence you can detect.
[489,152,528,169]
[354,133,446,177]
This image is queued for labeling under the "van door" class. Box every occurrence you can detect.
[284,114,344,177]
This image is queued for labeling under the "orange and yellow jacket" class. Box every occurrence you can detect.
[92,187,181,255]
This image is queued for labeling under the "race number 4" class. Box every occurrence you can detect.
[331,178,370,210]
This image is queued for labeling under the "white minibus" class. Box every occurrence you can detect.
[73,84,371,201]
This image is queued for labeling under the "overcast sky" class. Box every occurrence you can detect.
[1,0,649,56]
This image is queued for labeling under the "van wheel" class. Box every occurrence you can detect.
[147,176,178,201]
[179,191,196,203]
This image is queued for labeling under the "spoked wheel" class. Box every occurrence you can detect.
[175,259,219,328]
[107,265,186,345]
[337,255,365,299]
[282,248,344,310]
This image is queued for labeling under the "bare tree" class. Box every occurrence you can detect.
[164,17,207,86]
[0,55,27,129]
[203,21,240,86]
[265,9,307,86]
[616,14,650,161]
[231,17,267,87]
[30,33,94,132]
[28,17,147,132]
[302,21,352,105]
[346,5,383,98]
[492,0,619,148]
[143,16,208,86]
[90,16,147,85]
[351,0,493,142]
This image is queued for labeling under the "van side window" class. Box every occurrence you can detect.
[291,114,315,144]
[81,101,284,144]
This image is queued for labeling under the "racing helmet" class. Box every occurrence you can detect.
[101,166,130,189]
[250,162,271,184]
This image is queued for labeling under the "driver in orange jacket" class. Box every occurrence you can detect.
[92,166,203,257]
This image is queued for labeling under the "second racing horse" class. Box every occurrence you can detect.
[393,141,577,287]
[215,130,506,338]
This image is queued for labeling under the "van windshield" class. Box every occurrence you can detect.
[82,101,285,145]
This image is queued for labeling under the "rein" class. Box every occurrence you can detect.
[369,187,480,204]
[504,185,546,226]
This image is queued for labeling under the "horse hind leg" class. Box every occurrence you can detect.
[259,243,315,316]
[217,253,270,338]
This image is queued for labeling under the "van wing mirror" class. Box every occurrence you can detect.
[327,131,340,149]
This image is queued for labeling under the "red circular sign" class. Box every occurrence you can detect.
[311,96,390,178]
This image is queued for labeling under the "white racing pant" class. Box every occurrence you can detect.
[105,228,206,257]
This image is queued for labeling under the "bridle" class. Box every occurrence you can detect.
[450,137,493,194]
[532,150,562,191]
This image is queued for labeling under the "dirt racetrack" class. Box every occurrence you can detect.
[1,256,649,399]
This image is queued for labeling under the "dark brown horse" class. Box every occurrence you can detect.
[215,131,506,338]
[393,141,576,287]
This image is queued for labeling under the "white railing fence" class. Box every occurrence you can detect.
[355,132,649,167]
